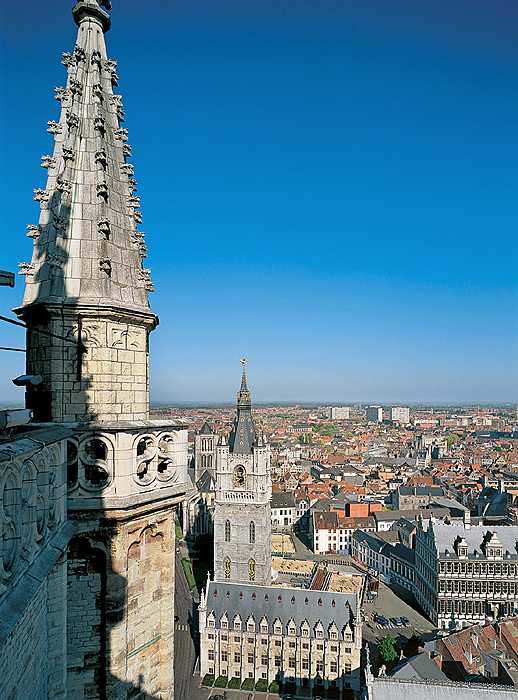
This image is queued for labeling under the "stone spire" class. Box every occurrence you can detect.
[13,0,157,422]
[228,359,256,454]
[19,0,151,311]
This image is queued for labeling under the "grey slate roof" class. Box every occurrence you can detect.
[205,581,356,637]
[352,530,386,554]
[196,469,215,492]
[432,522,518,559]
[198,422,215,435]
[271,491,296,509]
[390,652,448,681]
[374,507,448,523]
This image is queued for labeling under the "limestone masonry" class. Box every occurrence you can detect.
[0,1,189,698]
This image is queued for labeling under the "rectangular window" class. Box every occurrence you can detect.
[302,658,309,670]
[208,649,215,661]
[275,640,281,647]
[234,652,241,663]
[316,660,324,673]
[248,653,254,664]
[303,642,309,650]
[247,637,254,644]
[289,657,296,668]
[275,656,281,668]
[289,641,296,648]
[261,655,268,665]
[330,661,338,673]
[261,638,267,645]
[221,650,228,662]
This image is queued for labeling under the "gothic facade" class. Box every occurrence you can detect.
[213,365,272,586]
[200,366,363,696]
[194,422,217,482]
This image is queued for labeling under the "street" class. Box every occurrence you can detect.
[174,549,208,700]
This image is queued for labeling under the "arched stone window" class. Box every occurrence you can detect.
[249,521,255,544]
[225,519,231,542]
[224,557,231,579]
[249,558,255,581]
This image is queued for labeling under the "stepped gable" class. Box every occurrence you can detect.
[19,0,152,313]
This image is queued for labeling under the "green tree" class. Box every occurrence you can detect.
[446,434,460,447]
[378,634,398,664]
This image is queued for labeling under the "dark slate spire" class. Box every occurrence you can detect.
[228,360,256,454]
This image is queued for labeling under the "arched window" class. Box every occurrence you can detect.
[224,557,231,579]
[225,520,231,542]
[249,558,255,581]
[207,455,212,469]
[249,521,255,544]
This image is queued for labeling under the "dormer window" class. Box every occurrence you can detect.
[330,630,338,640]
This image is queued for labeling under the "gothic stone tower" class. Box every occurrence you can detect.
[213,362,272,586]
[194,421,217,482]
[13,2,188,698]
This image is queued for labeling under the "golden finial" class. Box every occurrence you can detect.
[240,358,247,368]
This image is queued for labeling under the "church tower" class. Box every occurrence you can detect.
[213,361,272,585]
[13,3,189,698]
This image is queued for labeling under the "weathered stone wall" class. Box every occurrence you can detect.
[25,313,152,423]
[0,577,48,699]
[66,505,176,700]
[0,428,72,700]
[214,502,272,585]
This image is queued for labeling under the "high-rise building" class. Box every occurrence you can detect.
[1,2,189,697]
[329,406,350,420]
[390,406,410,424]
[365,406,383,422]
[213,362,272,586]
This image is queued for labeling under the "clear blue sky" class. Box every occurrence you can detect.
[1,0,517,403]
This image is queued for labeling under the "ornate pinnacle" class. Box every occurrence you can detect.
[72,1,112,33]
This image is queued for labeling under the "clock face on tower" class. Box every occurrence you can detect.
[232,465,246,487]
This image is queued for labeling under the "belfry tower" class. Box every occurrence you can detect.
[213,361,272,585]
[13,2,189,698]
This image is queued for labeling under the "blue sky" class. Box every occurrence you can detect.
[1,0,517,403]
